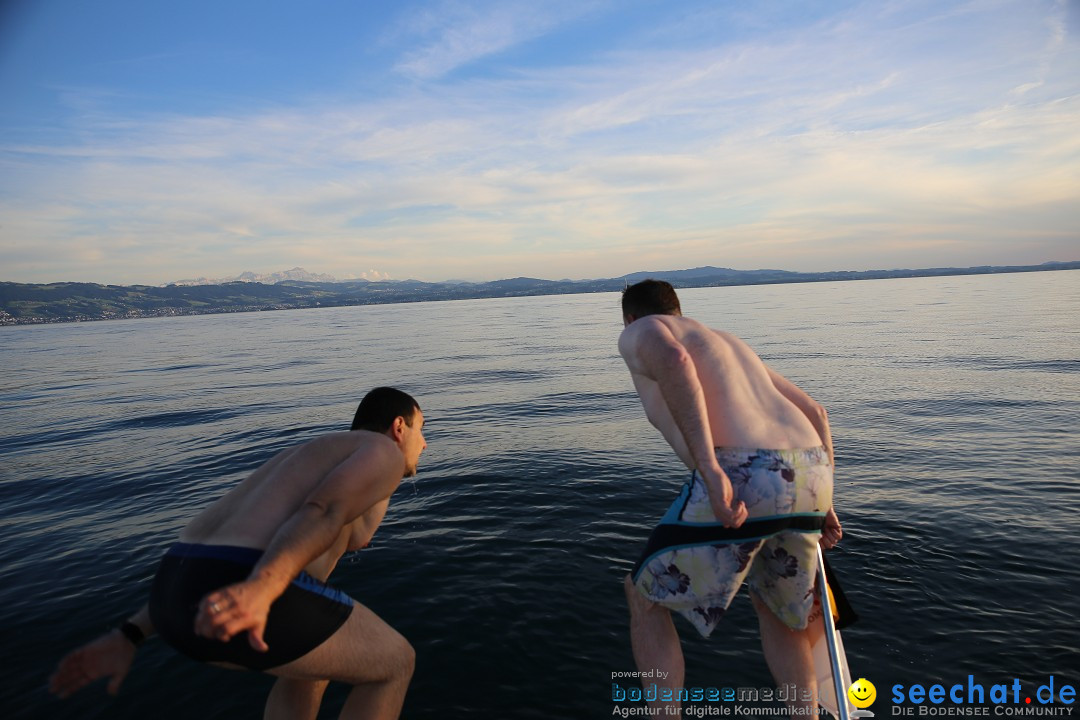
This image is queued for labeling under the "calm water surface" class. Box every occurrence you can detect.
[1,271,1078,718]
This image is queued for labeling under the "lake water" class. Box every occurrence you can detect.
[1,270,1078,719]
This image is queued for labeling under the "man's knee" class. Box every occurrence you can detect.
[401,639,415,677]
[354,629,413,686]
[387,632,415,682]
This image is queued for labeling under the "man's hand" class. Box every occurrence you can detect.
[820,507,842,549]
[49,630,137,699]
[701,467,748,528]
[194,579,277,652]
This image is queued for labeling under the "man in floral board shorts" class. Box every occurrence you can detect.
[618,280,843,718]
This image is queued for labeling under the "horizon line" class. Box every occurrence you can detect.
[4,259,1078,288]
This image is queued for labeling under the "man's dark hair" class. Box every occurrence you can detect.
[351,387,420,432]
[621,279,682,319]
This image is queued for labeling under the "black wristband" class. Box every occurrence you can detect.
[118,621,145,647]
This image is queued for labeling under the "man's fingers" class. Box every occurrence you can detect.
[106,671,127,696]
[723,501,747,529]
[195,600,264,646]
[712,500,747,529]
[49,668,77,698]
[247,624,269,653]
[195,608,233,640]
[50,653,88,695]
[195,589,245,639]
[212,614,256,643]
[734,501,747,522]
[48,660,69,694]
[49,650,104,699]
[194,608,222,638]
[199,591,231,618]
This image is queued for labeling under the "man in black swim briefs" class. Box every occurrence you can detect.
[49,387,427,720]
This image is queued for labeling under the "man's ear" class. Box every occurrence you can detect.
[390,416,406,443]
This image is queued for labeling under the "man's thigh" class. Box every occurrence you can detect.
[268,601,413,685]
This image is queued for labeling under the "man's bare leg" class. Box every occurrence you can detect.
[751,591,817,718]
[265,678,329,720]
[625,574,685,717]
[269,601,414,720]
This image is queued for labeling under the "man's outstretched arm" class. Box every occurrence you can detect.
[50,604,153,698]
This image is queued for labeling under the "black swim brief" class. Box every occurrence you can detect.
[149,543,354,671]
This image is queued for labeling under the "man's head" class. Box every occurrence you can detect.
[351,387,426,476]
[621,279,682,324]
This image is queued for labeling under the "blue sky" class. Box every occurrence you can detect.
[2,0,1078,285]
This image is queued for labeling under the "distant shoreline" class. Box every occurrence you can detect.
[2,261,1077,326]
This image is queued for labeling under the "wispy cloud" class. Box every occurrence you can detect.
[390,0,595,79]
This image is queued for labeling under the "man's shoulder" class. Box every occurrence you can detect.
[301,430,399,460]
[619,316,663,357]
[309,428,392,443]
[674,320,752,357]
[294,431,404,484]
[620,314,701,352]
[649,314,719,340]
[622,313,677,337]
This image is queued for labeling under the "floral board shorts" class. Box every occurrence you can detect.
[630,447,833,637]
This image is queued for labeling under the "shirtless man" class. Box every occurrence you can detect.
[618,281,842,718]
[49,386,426,720]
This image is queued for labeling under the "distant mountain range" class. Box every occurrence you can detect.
[168,267,339,286]
[2,260,1077,325]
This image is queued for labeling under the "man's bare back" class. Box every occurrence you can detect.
[181,431,400,580]
[619,313,821,467]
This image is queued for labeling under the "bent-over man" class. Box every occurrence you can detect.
[50,386,427,720]
[618,281,842,718]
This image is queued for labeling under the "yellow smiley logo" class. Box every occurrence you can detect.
[848,678,877,709]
